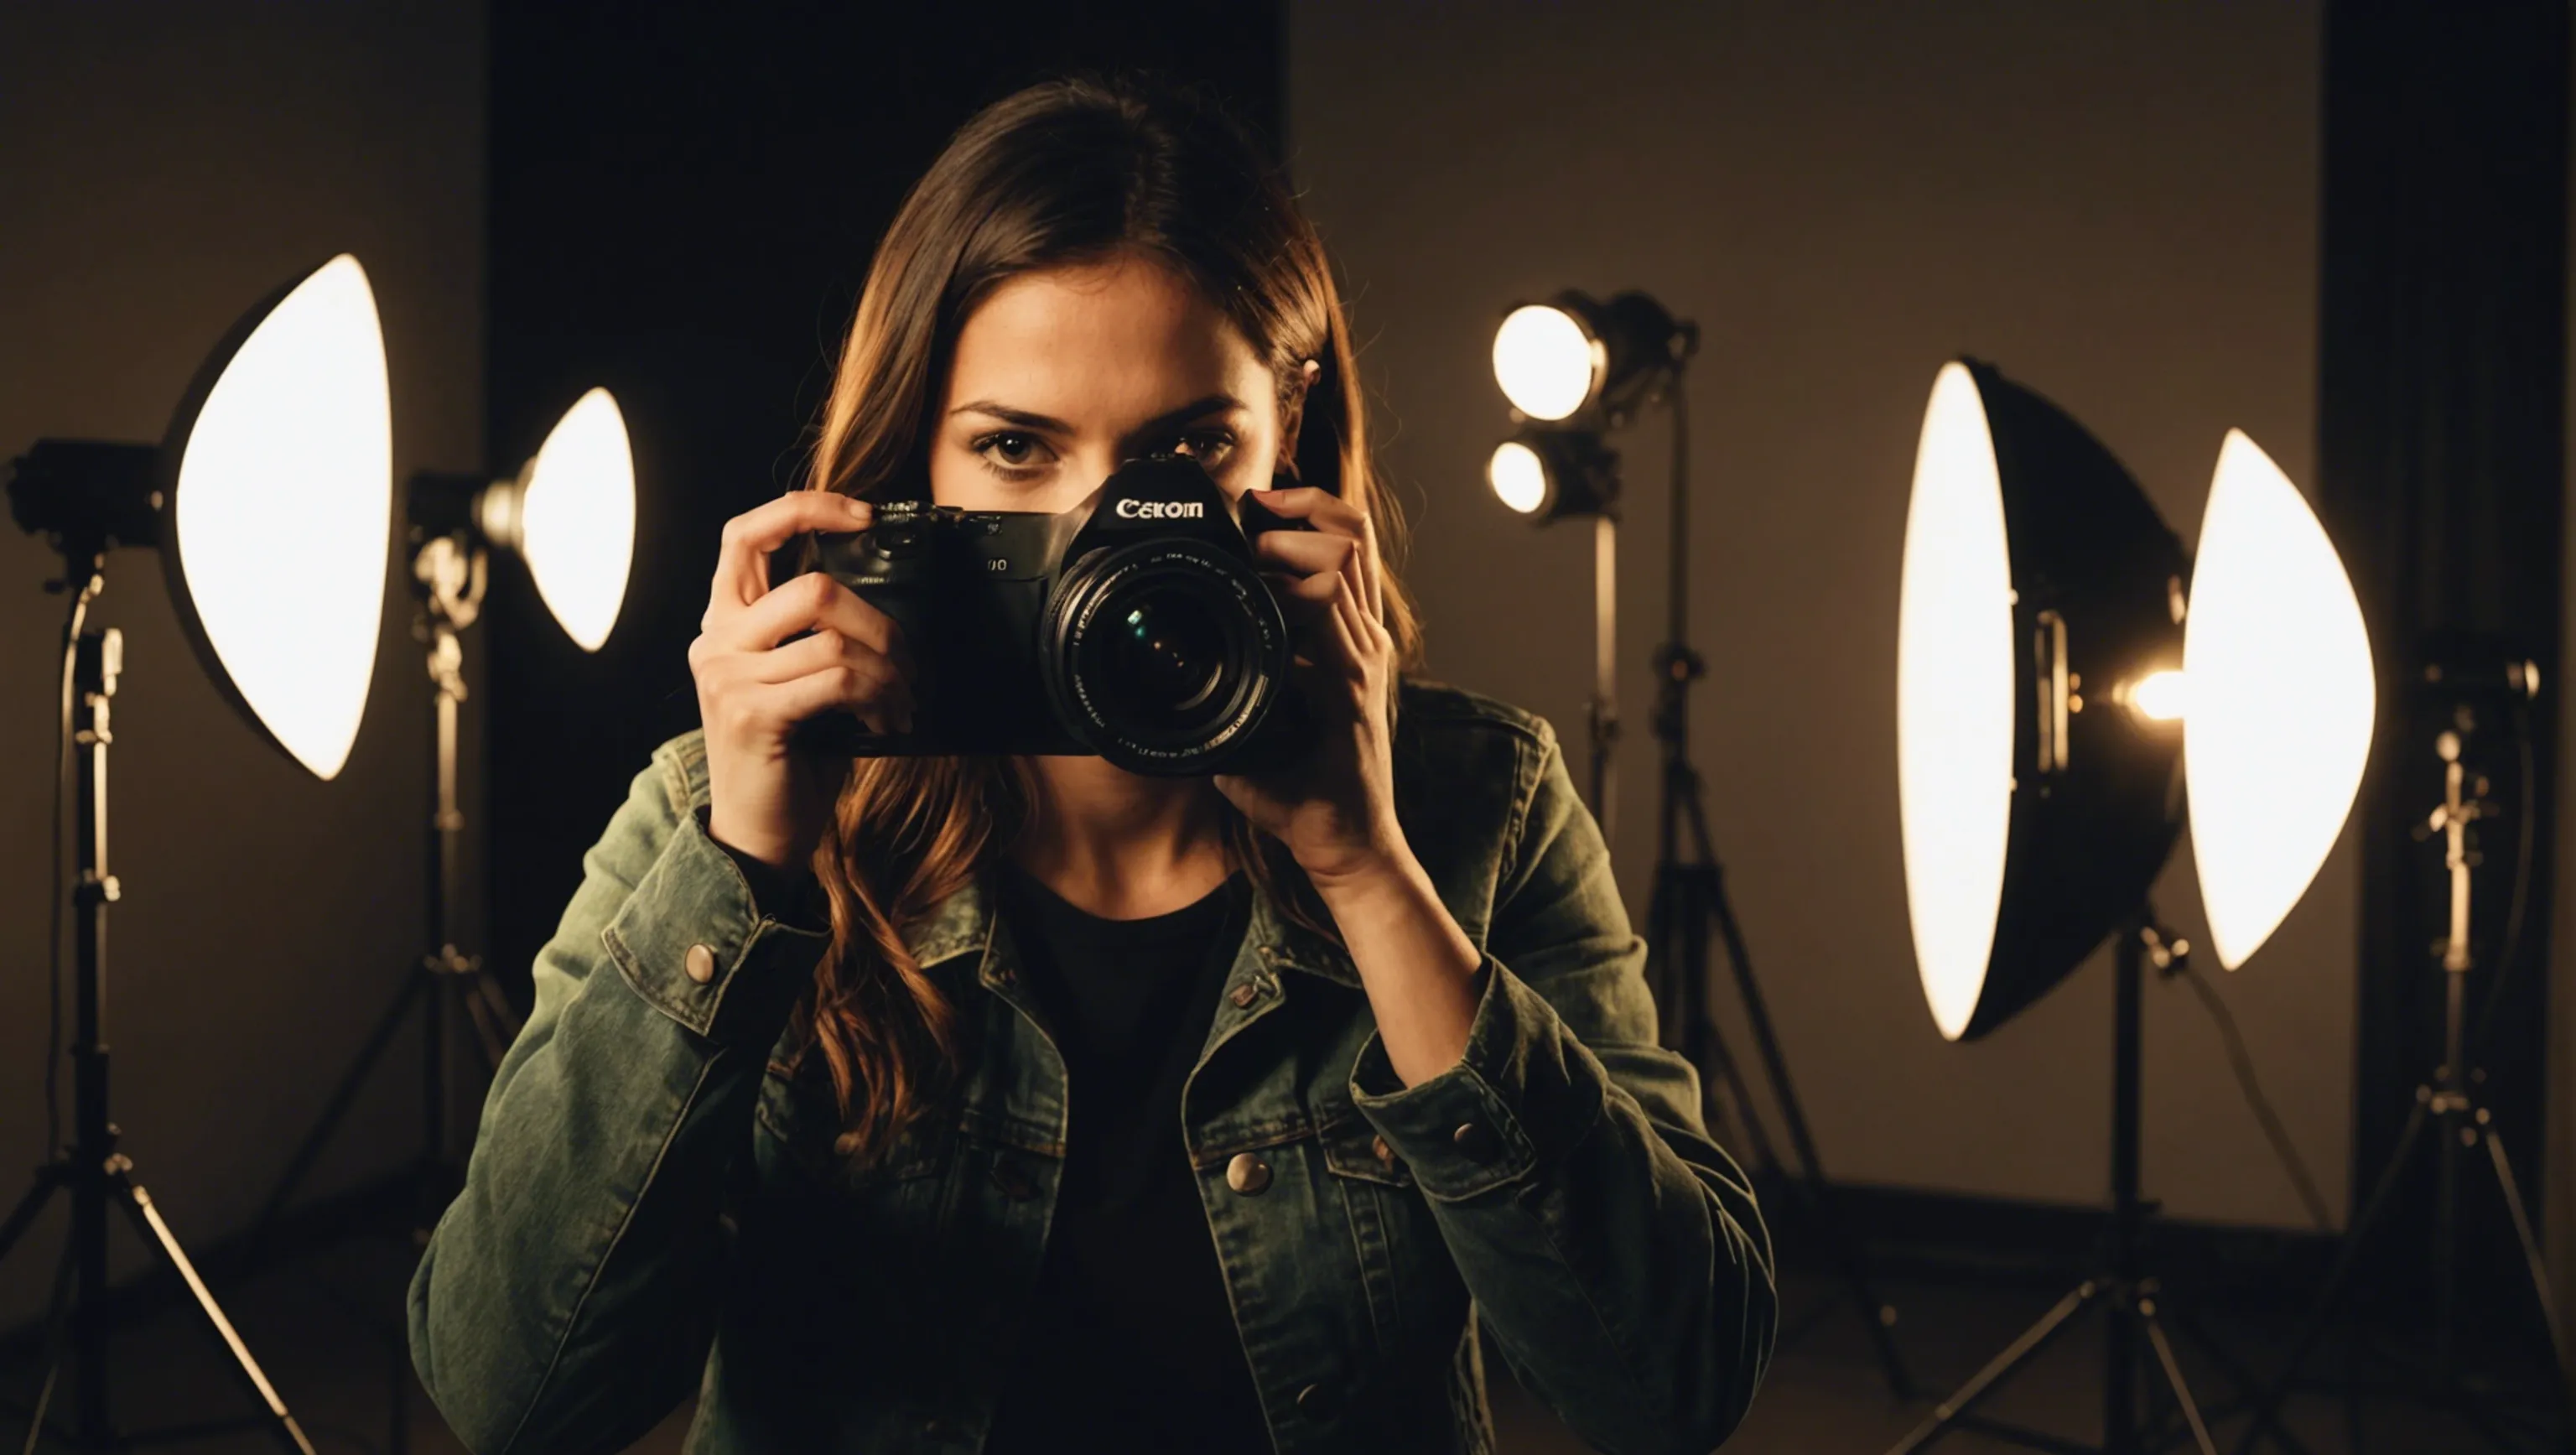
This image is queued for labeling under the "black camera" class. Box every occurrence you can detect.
[797,454,1316,776]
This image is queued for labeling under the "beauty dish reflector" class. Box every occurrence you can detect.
[164,255,392,779]
[2184,429,2374,969]
[1898,359,2187,1042]
[512,387,634,651]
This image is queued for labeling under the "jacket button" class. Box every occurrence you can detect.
[1225,1152,1272,1195]
[989,1161,1037,1202]
[1371,1134,1397,1167]
[1296,1381,1342,1420]
[684,944,717,984]
[1452,1120,1500,1162]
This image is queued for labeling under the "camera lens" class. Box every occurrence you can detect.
[1106,589,1228,717]
[1045,536,1291,775]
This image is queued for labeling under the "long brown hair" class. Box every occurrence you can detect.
[791,76,1422,1164]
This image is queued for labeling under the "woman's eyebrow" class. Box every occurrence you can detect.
[947,393,1246,440]
[948,400,1073,433]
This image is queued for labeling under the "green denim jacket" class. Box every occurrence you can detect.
[408,680,1776,1454]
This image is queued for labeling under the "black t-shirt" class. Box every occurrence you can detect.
[981,860,1274,1455]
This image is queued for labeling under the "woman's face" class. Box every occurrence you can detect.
[929,252,1295,513]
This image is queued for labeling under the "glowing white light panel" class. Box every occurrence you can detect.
[173,253,391,780]
[2184,429,2374,969]
[1898,362,2019,1041]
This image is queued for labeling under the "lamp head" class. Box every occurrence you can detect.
[1898,359,2188,1041]
[408,387,635,652]
[1492,291,1697,428]
[1487,429,1620,524]
[8,254,392,782]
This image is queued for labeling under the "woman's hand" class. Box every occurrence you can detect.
[693,490,914,871]
[1213,486,1405,888]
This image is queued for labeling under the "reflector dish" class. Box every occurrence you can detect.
[165,254,391,780]
[1898,362,2018,1040]
[517,387,634,652]
[2184,429,2374,969]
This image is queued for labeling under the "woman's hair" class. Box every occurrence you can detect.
[789,75,1423,1165]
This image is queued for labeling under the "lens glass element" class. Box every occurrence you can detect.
[1105,587,1229,720]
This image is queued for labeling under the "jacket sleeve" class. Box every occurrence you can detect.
[1348,720,1778,1455]
[407,744,833,1455]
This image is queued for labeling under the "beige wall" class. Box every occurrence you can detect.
[1291,0,2343,1228]
[0,1,485,1324]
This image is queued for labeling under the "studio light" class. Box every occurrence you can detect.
[1888,358,2376,1455]
[1898,358,2190,1042]
[410,385,636,652]
[0,253,387,1454]
[1491,291,1698,427]
[1486,429,1620,523]
[9,253,392,780]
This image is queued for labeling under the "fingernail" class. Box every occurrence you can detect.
[843,494,870,514]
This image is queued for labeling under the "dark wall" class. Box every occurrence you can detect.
[484,3,1285,1002]
[2325,2,2567,1326]
[0,0,485,1327]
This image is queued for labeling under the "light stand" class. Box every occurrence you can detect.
[0,543,315,1455]
[2233,694,2572,1455]
[241,532,525,1455]
[1887,910,2220,1455]
[1636,381,1916,1401]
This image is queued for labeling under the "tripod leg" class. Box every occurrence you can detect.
[2231,1096,2434,1455]
[0,1169,62,1266]
[246,967,432,1267]
[1886,1281,2101,1455]
[111,1172,316,1455]
[2478,1127,2572,1380]
[2143,1307,2218,1455]
[18,1229,80,1455]
[2167,1311,2315,1455]
[457,977,510,1076]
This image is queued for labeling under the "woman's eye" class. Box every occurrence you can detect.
[974,431,1051,472]
[1171,429,1237,465]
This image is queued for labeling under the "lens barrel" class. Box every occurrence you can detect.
[1044,534,1290,775]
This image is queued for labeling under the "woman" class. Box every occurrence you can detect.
[409,76,1775,1455]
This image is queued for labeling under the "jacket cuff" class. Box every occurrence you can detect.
[694,804,831,933]
[1348,954,1609,1203]
[600,804,833,1047]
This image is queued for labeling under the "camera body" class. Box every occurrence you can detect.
[800,454,1314,776]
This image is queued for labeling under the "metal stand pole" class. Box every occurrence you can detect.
[1887,913,2218,1455]
[2233,722,2572,1455]
[1588,512,1619,843]
[236,536,520,1455]
[0,564,315,1454]
[1636,380,1913,1400]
